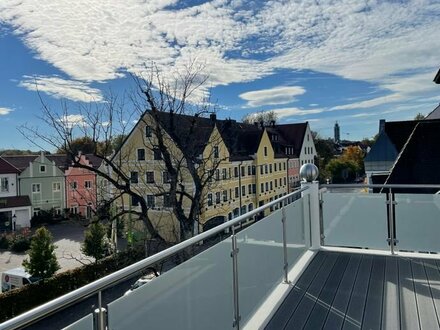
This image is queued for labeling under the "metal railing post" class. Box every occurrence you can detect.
[281,206,290,284]
[387,189,398,255]
[231,229,241,329]
[93,291,107,330]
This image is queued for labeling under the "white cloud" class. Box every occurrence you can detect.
[239,86,305,107]
[19,76,103,102]
[249,107,323,120]
[58,114,87,128]
[0,0,439,112]
[0,107,13,115]
[330,93,404,111]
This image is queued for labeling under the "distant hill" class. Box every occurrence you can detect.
[0,149,40,156]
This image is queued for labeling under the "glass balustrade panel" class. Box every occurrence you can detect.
[322,192,389,250]
[107,239,233,330]
[395,194,440,253]
[62,314,94,330]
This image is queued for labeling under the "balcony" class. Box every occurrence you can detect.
[2,171,440,330]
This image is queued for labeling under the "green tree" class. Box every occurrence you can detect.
[22,227,60,279]
[325,158,358,183]
[81,222,109,262]
[414,113,425,120]
[340,146,365,175]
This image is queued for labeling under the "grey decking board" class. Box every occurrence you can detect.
[399,258,420,329]
[285,253,339,329]
[342,255,373,330]
[323,254,362,330]
[265,252,327,330]
[362,256,386,330]
[268,252,440,330]
[303,253,351,330]
[411,259,439,329]
[424,260,440,327]
[382,257,400,330]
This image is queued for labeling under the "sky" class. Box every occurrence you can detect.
[0,0,439,151]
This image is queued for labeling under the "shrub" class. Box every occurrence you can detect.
[30,210,55,227]
[10,235,31,253]
[0,234,11,249]
[0,247,145,322]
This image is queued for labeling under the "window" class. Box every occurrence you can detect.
[247,166,251,176]
[70,205,78,214]
[32,183,41,193]
[275,179,278,188]
[223,190,227,202]
[146,171,155,183]
[241,166,245,177]
[153,147,162,160]
[70,181,78,190]
[216,192,221,204]
[145,125,152,137]
[260,183,264,193]
[131,195,141,206]
[52,182,61,192]
[215,169,220,181]
[252,166,256,175]
[265,182,268,191]
[284,177,287,185]
[269,164,272,173]
[207,193,213,206]
[307,133,310,141]
[222,168,227,180]
[137,148,145,161]
[146,195,155,208]
[40,165,46,173]
[283,162,286,171]
[228,168,231,178]
[1,177,9,192]
[213,146,219,158]
[248,184,252,195]
[279,178,282,186]
[163,171,171,183]
[234,167,239,178]
[163,194,171,208]
[85,180,92,189]
[270,181,273,190]
[241,186,245,196]
[235,187,239,198]
[130,172,139,184]
[265,164,268,174]
[252,184,256,194]
[260,166,263,175]
[264,146,268,157]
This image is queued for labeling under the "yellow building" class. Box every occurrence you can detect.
[113,111,294,242]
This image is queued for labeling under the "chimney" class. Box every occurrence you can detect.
[210,113,216,122]
[379,119,385,134]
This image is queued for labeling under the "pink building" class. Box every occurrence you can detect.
[65,154,102,219]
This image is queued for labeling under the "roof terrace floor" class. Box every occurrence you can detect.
[266,251,440,330]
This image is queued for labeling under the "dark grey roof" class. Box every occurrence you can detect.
[2,155,38,172]
[0,196,31,209]
[266,123,308,158]
[434,68,440,84]
[364,132,398,163]
[425,103,440,120]
[0,157,20,174]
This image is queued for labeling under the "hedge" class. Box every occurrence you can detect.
[0,247,145,322]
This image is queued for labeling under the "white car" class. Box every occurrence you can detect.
[124,271,159,296]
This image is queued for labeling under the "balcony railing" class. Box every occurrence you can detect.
[0,187,310,330]
[3,180,440,330]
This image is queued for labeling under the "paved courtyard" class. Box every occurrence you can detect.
[0,221,93,274]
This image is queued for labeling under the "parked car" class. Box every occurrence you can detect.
[124,269,160,296]
[1,268,40,293]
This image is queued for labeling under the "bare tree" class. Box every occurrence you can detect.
[20,63,227,252]
[242,110,278,126]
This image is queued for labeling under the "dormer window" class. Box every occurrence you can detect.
[40,165,46,173]
[272,134,279,141]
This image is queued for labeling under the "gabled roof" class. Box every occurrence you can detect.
[0,196,31,209]
[385,120,440,188]
[46,154,70,170]
[84,154,104,169]
[2,155,38,172]
[267,123,308,158]
[383,120,420,151]
[425,103,440,120]
[0,157,20,174]
[364,131,398,163]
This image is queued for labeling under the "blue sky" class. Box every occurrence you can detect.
[0,0,439,150]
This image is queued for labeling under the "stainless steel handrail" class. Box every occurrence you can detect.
[321,184,440,189]
[0,186,309,330]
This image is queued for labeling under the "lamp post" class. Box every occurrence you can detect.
[12,214,16,232]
